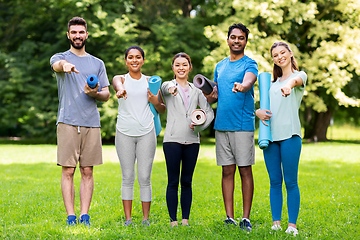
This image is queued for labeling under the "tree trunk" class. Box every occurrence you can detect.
[304,108,333,142]
[180,0,192,17]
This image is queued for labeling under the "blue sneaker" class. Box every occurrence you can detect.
[79,214,91,227]
[66,215,77,226]
[239,218,252,232]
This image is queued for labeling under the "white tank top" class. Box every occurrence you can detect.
[116,73,154,136]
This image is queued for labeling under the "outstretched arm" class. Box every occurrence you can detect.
[113,75,127,99]
[52,60,79,73]
[281,76,304,97]
[232,72,257,93]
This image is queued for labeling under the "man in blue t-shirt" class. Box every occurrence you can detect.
[206,23,258,231]
[50,17,110,226]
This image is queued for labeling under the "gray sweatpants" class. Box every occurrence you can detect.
[115,128,156,202]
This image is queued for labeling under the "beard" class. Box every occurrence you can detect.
[69,38,86,49]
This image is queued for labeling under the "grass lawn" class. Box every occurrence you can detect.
[0,132,359,239]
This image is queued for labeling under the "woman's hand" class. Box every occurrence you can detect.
[116,88,127,99]
[281,85,292,97]
[147,88,159,104]
[168,86,178,96]
[255,109,272,126]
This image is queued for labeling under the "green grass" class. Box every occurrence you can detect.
[1,135,360,239]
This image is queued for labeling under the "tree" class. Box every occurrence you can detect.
[203,0,360,141]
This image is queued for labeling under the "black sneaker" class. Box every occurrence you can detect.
[224,216,238,226]
[239,218,252,232]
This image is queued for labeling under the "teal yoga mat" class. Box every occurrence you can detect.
[148,76,162,136]
[258,72,273,149]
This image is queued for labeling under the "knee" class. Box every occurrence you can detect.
[180,178,192,189]
[239,166,253,178]
[269,174,283,187]
[122,175,135,186]
[222,165,236,178]
[80,166,93,179]
[284,180,298,191]
[138,175,151,187]
[62,167,75,179]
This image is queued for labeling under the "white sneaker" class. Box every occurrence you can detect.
[285,226,298,236]
[271,224,282,231]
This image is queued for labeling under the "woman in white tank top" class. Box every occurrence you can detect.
[112,46,165,226]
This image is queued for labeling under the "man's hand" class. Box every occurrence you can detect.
[84,82,99,97]
[204,86,218,103]
[63,62,79,74]
[232,82,245,93]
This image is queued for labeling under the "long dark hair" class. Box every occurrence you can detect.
[172,53,192,79]
[270,41,299,82]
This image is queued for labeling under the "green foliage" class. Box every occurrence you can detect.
[0,0,359,140]
[203,0,360,139]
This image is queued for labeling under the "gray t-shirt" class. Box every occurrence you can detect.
[50,50,110,127]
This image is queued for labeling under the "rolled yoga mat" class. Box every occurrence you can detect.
[148,75,162,136]
[87,74,100,89]
[191,109,206,125]
[258,72,273,149]
[193,74,217,95]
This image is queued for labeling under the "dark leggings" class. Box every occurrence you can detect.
[163,142,200,222]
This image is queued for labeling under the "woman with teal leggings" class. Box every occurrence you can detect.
[256,41,307,236]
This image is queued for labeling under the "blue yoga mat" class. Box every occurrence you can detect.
[258,72,273,149]
[148,76,162,136]
[87,74,100,90]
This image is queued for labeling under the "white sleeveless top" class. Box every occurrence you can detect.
[116,73,154,136]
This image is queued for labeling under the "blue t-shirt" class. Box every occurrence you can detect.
[214,56,258,131]
[50,50,110,127]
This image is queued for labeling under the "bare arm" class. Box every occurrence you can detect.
[232,72,257,93]
[203,86,218,103]
[52,60,79,73]
[84,84,110,102]
[112,75,127,99]
[281,76,304,97]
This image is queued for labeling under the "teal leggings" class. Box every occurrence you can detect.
[263,135,301,224]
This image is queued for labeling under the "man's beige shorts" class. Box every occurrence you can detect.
[215,130,255,167]
[57,123,103,167]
